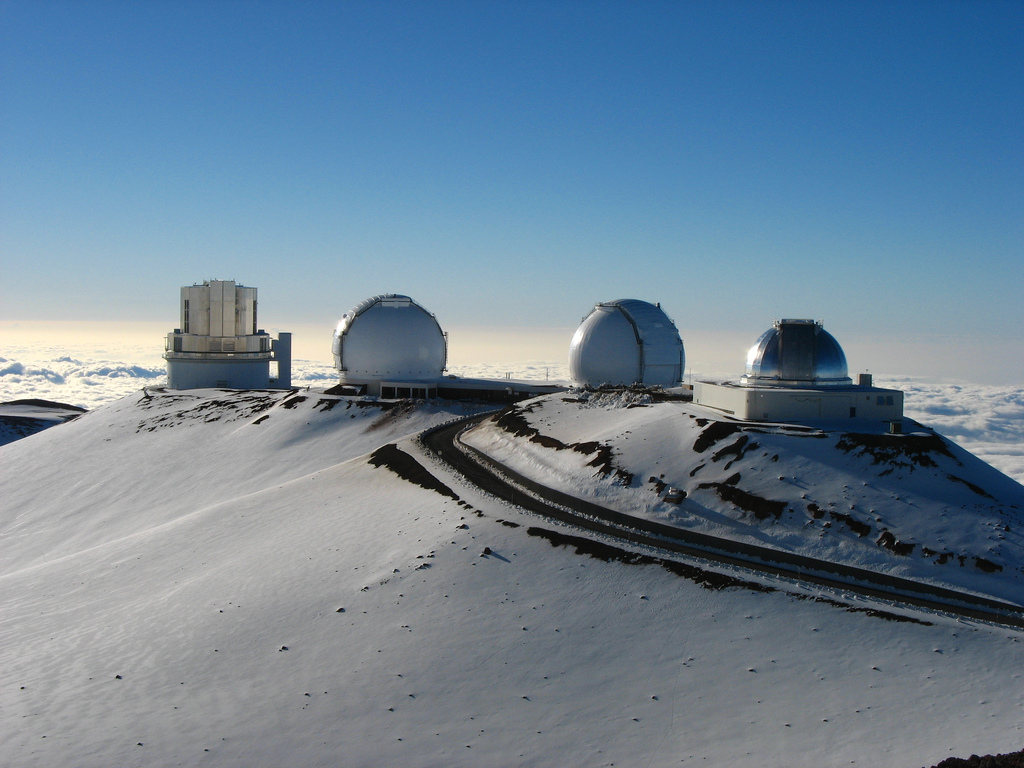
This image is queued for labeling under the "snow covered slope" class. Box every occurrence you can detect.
[2,388,1023,768]
[462,390,1024,606]
[0,399,85,446]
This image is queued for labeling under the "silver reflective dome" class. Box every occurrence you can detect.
[332,294,447,380]
[741,319,851,387]
[568,299,683,388]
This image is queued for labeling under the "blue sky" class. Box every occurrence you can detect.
[2,1,1022,379]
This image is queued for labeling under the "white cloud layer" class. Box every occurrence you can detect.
[884,376,1024,485]
[1,344,1021,485]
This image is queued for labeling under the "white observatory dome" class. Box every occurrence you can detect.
[568,299,684,388]
[332,294,447,381]
[741,319,851,387]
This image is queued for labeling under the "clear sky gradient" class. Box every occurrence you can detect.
[2,1,1022,381]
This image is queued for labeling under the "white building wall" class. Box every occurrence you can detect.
[166,358,271,390]
[695,381,903,422]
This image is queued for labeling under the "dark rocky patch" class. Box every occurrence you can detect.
[946,473,995,499]
[582,445,612,468]
[807,502,825,519]
[368,444,460,501]
[697,482,787,520]
[711,435,758,466]
[693,421,741,453]
[927,749,1024,768]
[315,398,342,412]
[836,432,958,471]
[493,409,634,484]
[279,395,307,409]
[876,530,916,556]
[829,511,872,537]
[493,405,537,438]
[136,392,277,431]
[649,477,668,495]
[974,557,1002,573]
[531,434,568,450]
[323,384,363,396]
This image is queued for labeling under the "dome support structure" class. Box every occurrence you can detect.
[695,318,903,424]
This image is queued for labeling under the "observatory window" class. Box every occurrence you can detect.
[885,396,894,406]
[877,396,885,406]
[183,300,190,333]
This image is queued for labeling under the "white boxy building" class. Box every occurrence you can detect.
[164,280,291,390]
[695,319,903,426]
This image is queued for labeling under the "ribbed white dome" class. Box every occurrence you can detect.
[332,295,446,381]
[568,299,683,388]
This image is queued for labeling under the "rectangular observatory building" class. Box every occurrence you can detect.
[164,280,291,389]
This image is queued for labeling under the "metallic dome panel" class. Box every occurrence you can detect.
[741,319,851,387]
[332,294,447,380]
[569,299,683,388]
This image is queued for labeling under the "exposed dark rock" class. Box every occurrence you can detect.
[974,557,1002,573]
[711,435,758,465]
[697,482,787,520]
[836,432,958,471]
[693,421,742,453]
[876,530,916,556]
[946,473,995,499]
[927,749,1024,768]
[368,444,460,501]
[829,511,872,537]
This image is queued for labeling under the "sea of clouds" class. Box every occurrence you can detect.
[2,351,1022,484]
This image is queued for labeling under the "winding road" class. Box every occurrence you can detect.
[421,414,1024,630]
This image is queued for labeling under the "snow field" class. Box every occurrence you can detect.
[2,390,1023,767]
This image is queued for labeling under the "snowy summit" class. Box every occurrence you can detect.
[2,386,1023,767]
